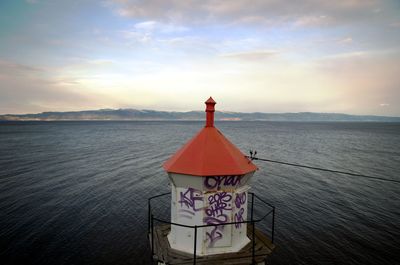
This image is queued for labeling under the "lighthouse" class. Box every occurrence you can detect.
[149,97,275,264]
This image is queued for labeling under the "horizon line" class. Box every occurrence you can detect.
[1,108,399,118]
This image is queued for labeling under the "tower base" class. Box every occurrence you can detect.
[149,224,275,265]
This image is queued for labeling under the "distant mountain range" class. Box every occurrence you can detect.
[1,109,399,122]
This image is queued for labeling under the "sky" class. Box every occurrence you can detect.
[0,0,399,116]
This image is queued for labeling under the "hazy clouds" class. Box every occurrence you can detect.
[0,0,399,115]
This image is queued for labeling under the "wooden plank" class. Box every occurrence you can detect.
[252,227,275,251]
[156,225,168,262]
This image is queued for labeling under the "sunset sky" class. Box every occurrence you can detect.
[0,0,399,115]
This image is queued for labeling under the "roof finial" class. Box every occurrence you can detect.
[205,97,216,127]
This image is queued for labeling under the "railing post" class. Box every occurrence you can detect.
[251,193,255,264]
[251,193,254,223]
[193,225,197,265]
[252,221,256,264]
[148,200,151,235]
[151,214,154,260]
[272,206,275,244]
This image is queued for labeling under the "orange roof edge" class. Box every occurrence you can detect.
[163,127,258,176]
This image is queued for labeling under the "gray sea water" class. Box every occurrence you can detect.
[0,121,399,265]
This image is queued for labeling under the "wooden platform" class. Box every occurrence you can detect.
[149,224,275,265]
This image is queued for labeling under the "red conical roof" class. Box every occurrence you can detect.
[163,98,257,176]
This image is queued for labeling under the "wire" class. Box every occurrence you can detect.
[247,156,400,184]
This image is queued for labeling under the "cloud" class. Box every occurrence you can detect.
[390,21,400,27]
[134,20,157,30]
[121,29,152,43]
[337,37,353,45]
[220,50,279,61]
[108,0,383,27]
[293,15,332,27]
[0,60,43,76]
[120,20,189,44]
[134,20,188,33]
[0,60,106,114]
[313,50,400,115]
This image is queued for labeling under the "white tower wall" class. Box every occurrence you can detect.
[167,172,254,255]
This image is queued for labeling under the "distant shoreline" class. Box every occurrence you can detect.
[1,109,399,122]
[2,120,400,124]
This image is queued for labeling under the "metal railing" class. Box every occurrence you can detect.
[148,192,275,265]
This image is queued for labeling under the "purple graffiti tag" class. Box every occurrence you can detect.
[234,192,247,208]
[234,208,245,228]
[204,175,242,190]
[234,192,247,228]
[203,216,227,247]
[205,192,232,217]
[178,187,203,219]
[178,209,195,219]
[203,191,233,247]
[206,227,223,247]
[178,188,203,212]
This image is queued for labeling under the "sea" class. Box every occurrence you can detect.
[0,121,399,265]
